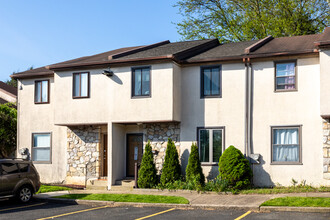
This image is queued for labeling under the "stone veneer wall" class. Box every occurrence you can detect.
[143,122,180,173]
[67,126,101,180]
[323,119,330,179]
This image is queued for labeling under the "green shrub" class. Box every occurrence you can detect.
[204,178,229,192]
[218,145,252,190]
[0,103,17,158]
[160,138,181,185]
[186,143,205,187]
[138,141,158,188]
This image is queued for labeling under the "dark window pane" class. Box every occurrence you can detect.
[18,163,29,172]
[213,130,222,162]
[73,74,80,97]
[211,68,220,95]
[1,163,19,175]
[134,69,142,96]
[142,68,150,95]
[200,130,209,162]
[203,69,211,96]
[35,82,41,102]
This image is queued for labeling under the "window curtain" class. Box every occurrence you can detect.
[41,81,48,102]
[134,69,142,95]
[141,68,150,95]
[35,82,41,102]
[273,128,299,162]
[80,73,88,96]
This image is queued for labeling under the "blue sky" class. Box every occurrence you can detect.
[0,0,182,82]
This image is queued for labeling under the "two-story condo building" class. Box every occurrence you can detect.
[12,28,330,189]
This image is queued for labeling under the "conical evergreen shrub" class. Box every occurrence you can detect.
[138,141,158,188]
[160,138,181,185]
[218,145,252,190]
[186,143,205,186]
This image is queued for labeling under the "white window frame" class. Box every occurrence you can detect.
[32,132,52,164]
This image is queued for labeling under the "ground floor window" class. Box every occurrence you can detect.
[32,133,51,163]
[271,126,301,164]
[197,127,224,164]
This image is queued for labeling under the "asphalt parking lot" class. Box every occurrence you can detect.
[0,199,329,220]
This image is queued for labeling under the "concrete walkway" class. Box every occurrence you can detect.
[35,189,330,212]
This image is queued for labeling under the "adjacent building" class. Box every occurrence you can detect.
[0,81,17,104]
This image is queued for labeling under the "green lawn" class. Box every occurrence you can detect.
[37,185,72,194]
[55,194,189,204]
[240,186,330,194]
[261,197,330,207]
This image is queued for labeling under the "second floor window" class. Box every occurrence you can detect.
[275,61,296,91]
[132,67,150,97]
[73,72,89,98]
[201,66,221,98]
[35,80,49,104]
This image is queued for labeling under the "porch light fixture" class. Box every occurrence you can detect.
[102,67,113,77]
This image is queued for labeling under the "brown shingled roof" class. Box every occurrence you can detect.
[249,34,322,55]
[0,81,17,96]
[11,27,330,79]
[185,40,259,63]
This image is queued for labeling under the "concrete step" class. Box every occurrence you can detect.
[110,185,134,191]
[86,178,108,188]
[115,178,135,187]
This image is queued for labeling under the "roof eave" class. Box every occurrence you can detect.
[185,50,318,64]
[11,72,54,80]
[47,55,179,71]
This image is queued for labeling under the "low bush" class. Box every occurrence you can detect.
[218,145,252,190]
[138,141,158,188]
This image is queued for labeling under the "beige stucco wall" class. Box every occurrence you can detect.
[54,62,177,125]
[320,50,330,116]
[17,78,67,183]
[180,63,246,178]
[252,57,328,186]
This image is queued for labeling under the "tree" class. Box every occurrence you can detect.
[0,103,17,158]
[218,145,252,190]
[138,141,158,188]
[186,143,205,186]
[175,0,330,42]
[6,66,33,88]
[160,138,181,185]
[5,78,17,88]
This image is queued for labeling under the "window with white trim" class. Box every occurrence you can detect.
[32,133,51,162]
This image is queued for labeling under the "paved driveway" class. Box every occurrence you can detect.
[0,199,329,220]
